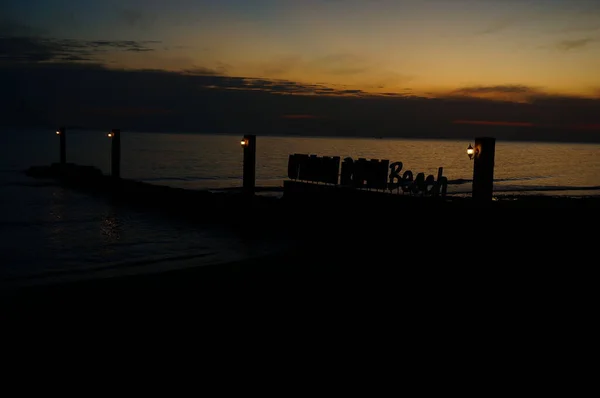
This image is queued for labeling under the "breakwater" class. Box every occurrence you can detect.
[25,162,600,230]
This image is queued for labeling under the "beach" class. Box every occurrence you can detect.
[2,132,599,321]
[2,183,597,322]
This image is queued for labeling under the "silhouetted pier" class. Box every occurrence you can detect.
[20,129,600,232]
[24,162,283,226]
[25,162,600,236]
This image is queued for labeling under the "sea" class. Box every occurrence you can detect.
[2,129,600,289]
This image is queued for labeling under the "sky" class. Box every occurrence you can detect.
[2,0,600,140]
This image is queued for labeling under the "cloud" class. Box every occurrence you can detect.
[445,84,600,112]
[89,40,159,49]
[0,36,159,63]
[197,76,371,97]
[446,84,541,103]
[556,38,594,51]
[182,63,229,76]
[1,61,598,143]
[450,85,598,102]
[452,85,536,95]
[439,84,600,137]
[337,89,363,95]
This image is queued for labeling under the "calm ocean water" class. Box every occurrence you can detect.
[2,130,600,288]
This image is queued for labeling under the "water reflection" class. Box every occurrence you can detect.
[48,188,66,243]
[100,212,122,243]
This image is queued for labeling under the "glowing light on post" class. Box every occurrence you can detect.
[467,144,475,160]
[56,127,66,164]
[109,129,121,178]
[241,135,256,195]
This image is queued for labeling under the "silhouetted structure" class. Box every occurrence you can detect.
[288,154,340,184]
[287,153,447,197]
[23,126,600,232]
[110,129,121,179]
[242,134,256,195]
[472,137,496,202]
[58,127,66,164]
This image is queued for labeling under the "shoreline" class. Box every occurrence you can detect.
[3,220,596,320]
[23,163,600,209]
[3,162,598,319]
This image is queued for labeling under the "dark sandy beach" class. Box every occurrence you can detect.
[1,164,597,321]
[2,193,596,323]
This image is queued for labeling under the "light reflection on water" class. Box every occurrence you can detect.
[0,176,290,287]
[100,213,122,244]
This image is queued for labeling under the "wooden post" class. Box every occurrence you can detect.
[58,127,66,164]
[472,136,496,202]
[242,134,256,195]
[110,129,121,179]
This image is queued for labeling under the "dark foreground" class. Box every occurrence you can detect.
[2,206,596,322]
[1,163,598,321]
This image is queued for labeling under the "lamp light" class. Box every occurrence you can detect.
[467,144,475,160]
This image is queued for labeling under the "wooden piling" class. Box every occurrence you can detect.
[110,129,121,179]
[58,127,66,164]
[242,134,256,195]
[472,137,496,202]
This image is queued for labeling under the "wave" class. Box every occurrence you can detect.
[448,176,552,185]
[495,176,554,183]
[0,218,95,228]
[208,186,284,193]
[447,178,471,185]
[494,185,600,193]
[447,185,600,196]
[2,251,219,284]
[140,176,242,182]
[0,180,59,188]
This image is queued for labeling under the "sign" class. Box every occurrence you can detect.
[287,154,340,185]
[287,154,448,197]
[341,157,389,190]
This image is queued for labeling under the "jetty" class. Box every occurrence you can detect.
[24,159,600,221]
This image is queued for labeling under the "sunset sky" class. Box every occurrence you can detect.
[2,0,599,139]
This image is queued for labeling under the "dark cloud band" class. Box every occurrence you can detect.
[0,35,159,63]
